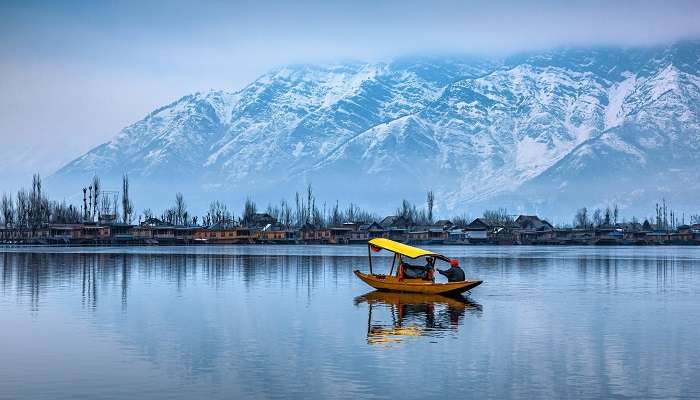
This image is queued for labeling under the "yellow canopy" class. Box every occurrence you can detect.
[368,238,439,259]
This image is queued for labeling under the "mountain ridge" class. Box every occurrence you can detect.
[51,41,700,219]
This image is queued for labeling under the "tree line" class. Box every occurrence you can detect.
[2,174,699,230]
[0,174,135,230]
[571,200,698,231]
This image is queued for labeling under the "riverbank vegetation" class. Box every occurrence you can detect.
[1,174,699,246]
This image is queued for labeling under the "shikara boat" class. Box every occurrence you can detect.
[354,238,482,295]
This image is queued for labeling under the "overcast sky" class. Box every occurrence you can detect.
[1,0,699,191]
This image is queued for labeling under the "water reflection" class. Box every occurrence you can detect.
[0,252,360,311]
[1,246,700,400]
[354,291,482,345]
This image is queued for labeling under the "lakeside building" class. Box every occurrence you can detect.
[1,214,699,246]
[258,224,298,244]
[195,224,256,244]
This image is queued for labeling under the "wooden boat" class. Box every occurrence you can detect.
[354,271,481,294]
[354,238,482,295]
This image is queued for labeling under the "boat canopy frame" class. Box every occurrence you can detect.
[366,238,450,275]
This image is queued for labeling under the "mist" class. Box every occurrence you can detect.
[1,0,699,192]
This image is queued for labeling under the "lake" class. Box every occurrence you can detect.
[1,245,699,399]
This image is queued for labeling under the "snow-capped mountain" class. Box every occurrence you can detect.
[52,42,700,219]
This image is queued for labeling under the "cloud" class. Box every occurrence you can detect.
[0,0,699,191]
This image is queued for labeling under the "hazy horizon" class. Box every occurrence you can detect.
[1,1,700,217]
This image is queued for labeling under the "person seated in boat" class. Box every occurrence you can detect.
[438,259,465,282]
[424,257,435,281]
[401,260,432,279]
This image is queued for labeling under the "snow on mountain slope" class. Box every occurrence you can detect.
[310,63,611,207]
[59,91,234,178]
[51,43,700,217]
[513,62,700,216]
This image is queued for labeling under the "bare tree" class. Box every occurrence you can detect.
[88,186,93,220]
[592,208,602,227]
[330,201,342,226]
[242,197,257,226]
[163,208,176,224]
[1,193,14,228]
[121,174,134,224]
[574,207,589,229]
[113,193,119,222]
[416,208,429,225]
[99,192,113,218]
[294,192,302,227]
[482,208,513,226]
[15,189,29,229]
[30,174,40,227]
[82,187,88,221]
[174,192,187,225]
[452,212,471,227]
[49,200,81,224]
[396,199,416,224]
[142,208,154,221]
[427,190,435,223]
[266,203,280,223]
[306,184,313,225]
[655,202,661,229]
[91,175,100,221]
[28,174,49,229]
[312,200,323,226]
[341,203,377,224]
[280,199,292,228]
[208,200,233,226]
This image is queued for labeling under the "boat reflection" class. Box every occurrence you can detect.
[354,291,482,345]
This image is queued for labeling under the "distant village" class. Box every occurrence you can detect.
[1,174,699,246]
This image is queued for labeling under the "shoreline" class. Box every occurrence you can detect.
[2,241,699,248]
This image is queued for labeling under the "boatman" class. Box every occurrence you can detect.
[438,259,465,282]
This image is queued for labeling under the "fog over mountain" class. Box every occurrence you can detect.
[50,41,700,221]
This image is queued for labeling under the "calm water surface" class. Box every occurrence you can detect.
[1,245,699,399]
